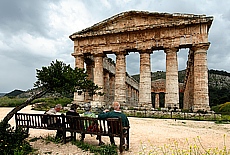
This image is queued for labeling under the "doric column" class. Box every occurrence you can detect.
[191,43,210,112]
[165,47,179,109]
[114,52,126,105]
[74,54,84,69]
[136,90,139,105]
[85,58,94,81]
[130,87,134,106]
[139,49,152,108]
[92,53,104,107]
[104,71,110,106]
[73,54,85,104]
[155,93,160,108]
[84,58,94,102]
[183,50,194,110]
[109,74,115,105]
[128,86,132,105]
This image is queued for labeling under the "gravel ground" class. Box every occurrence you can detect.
[1,106,230,155]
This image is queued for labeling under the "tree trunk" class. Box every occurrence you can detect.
[2,89,49,126]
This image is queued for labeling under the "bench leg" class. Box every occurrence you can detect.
[119,137,124,153]
[126,136,129,150]
[63,130,66,144]
[71,132,76,141]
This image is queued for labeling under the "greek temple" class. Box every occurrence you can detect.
[69,11,213,112]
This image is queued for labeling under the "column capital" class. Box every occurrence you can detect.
[72,53,84,58]
[93,53,106,57]
[115,51,128,56]
[139,49,152,54]
[164,47,179,54]
[191,42,210,51]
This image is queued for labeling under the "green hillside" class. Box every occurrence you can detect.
[4,89,24,97]
[132,69,230,107]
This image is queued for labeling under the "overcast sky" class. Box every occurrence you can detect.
[0,0,229,93]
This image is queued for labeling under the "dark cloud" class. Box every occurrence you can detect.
[0,0,54,38]
[0,0,230,92]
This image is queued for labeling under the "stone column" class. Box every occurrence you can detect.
[92,54,104,107]
[183,50,194,110]
[109,74,115,106]
[191,43,210,112]
[128,86,132,106]
[74,54,84,69]
[85,58,94,102]
[114,52,126,105]
[73,54,85,105]
[165,47,179,109]
[85,58,94,81]
[155,93,160,108]
[139,50,152,108]
[104,71,110,105]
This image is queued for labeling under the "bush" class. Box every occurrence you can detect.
[0,97,27,107]
[212,102,230,113]
[0,121,34,154]
[0,96,72,109]
[31,97,72,111]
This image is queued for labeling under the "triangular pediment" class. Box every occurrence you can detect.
[70,10,213,40]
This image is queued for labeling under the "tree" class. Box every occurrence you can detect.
[2,60,100,125]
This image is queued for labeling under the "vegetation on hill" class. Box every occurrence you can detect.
[132,69,230,107]
[4,89,24,97]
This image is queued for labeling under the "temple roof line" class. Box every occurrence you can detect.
[70,10,213,40]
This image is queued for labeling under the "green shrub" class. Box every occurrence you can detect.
[0,96,72,109]
[0,97,27,107]
[212,102,230,113]
[0,121,34,154]
[31,97,72,111]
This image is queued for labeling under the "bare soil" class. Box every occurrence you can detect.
[1,106,230,155]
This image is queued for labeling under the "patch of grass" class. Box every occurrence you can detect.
[71,140,118,155]
[42,134,63,144]
[139,135,229,155]
[215,120,230,124]
[35,134,118,155]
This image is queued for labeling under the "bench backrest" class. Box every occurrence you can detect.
[15,113,125,137]
[64,116,123,136]
[15,113,65,130]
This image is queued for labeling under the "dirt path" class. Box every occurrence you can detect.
[1,106,230,154]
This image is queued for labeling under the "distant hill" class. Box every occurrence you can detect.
[132,70,186,83]
[0,93,6,97]
[132,69,230,107]
[4,89,25,97]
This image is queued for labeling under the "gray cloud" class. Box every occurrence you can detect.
[0,0,229,92]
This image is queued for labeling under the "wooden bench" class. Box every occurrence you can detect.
[15,113,130,153]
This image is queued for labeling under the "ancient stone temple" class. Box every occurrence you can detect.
[69,11,213,112]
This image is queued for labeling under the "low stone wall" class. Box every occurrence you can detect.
[123,109,222,120]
